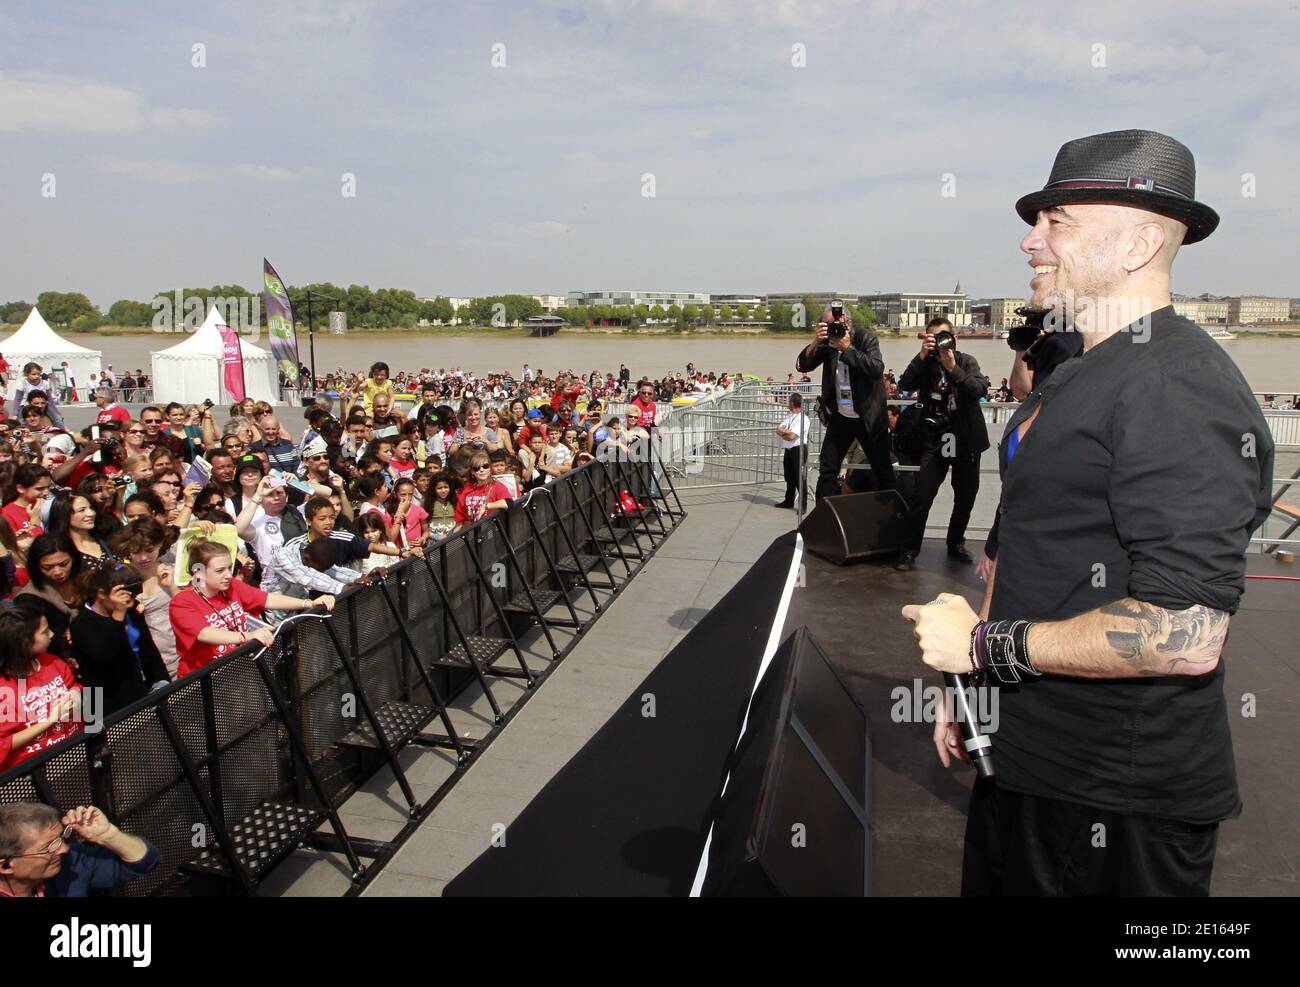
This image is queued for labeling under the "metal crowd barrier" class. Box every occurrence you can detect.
[657,382,1300,550]
[0,454,685,896]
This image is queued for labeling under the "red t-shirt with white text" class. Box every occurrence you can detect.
[453,481,512,525]
[95,405,131,426]
[0,655,83,772]
[1,500,43,540]
[171,579,270,678]
[631,396,657,428]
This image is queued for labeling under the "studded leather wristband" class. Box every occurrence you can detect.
[978,619,1041,684]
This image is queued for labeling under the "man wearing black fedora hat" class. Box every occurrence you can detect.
[903,130,1274,895]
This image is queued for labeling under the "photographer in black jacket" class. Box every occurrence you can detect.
[795,300,896,503]
[895,316,989,570]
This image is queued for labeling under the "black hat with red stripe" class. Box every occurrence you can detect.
[1015,129,1218,243]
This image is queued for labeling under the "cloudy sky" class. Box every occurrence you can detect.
[2,0,1296,309]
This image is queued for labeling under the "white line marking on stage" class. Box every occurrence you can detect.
[689,532,804,897]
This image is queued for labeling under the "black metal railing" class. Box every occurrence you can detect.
[0,453,685,895]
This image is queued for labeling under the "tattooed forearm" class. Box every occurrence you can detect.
[1026,598,1229,679]
[1099,599,1228,676]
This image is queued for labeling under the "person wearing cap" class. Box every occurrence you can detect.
[902,130,1274,896]
[796,298,896,503]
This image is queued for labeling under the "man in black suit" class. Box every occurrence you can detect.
[795,300,895,504]
[895,316,989,570]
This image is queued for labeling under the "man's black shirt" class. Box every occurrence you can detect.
[990,307,1274,823]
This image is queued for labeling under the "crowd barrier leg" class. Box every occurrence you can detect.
[561,474,624,589]
[583,463,642,572]
[520,492,597,620]
[418,553,506,723]
[490,513,567,655]
[252,649,365,879]
[464,528,537,686]
[154,703,257,896]
[323,615,425,808]
[365,576,480,761]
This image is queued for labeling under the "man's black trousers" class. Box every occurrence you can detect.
[962,779,1218,896]
[815,413,895,502]
[781,445,803,503]
[902,438,981,552]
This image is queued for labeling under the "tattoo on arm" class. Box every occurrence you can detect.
[1100,599,1228,676]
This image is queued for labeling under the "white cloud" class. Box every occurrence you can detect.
[149,107,221,130]
[96,158,306,184]
[488,220,573,238]
[0,72,218,135]
[0,72,144,134]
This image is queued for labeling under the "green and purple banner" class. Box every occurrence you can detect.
[262,258,299,387]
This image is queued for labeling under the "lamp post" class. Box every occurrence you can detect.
[303,288,340,392]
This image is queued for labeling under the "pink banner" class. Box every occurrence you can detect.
[217,323,246,403]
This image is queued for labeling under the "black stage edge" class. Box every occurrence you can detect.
[445,533,1297,897]
[444,531,799,896]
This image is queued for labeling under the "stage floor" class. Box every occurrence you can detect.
[784,539,1300,897]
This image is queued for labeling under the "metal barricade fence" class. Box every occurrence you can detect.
[656,382,1300,550]
[0,456,661,895]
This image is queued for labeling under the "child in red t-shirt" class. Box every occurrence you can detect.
[453,455,512,531]
[170,537,337,678]
[0,610,83,773]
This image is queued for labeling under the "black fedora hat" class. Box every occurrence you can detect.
[1016,129,1218,243]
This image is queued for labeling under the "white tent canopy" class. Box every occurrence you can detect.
[150,306,279,404]
[2,307,103,394]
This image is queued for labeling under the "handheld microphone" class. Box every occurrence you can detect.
[944,672,994,779]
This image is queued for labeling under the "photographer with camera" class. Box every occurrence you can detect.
[895,316,989,571]
[795,299,895,504]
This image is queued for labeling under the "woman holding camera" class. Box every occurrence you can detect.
[70,564,170,714]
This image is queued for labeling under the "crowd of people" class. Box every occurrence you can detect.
[0,356,747,777]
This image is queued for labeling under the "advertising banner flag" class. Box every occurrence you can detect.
[216,322,246,402]
[262,258,300,387]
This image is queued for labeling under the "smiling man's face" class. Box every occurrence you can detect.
[1020,203,1130,311]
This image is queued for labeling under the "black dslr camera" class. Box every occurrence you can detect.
[932,328,956,353]
[1007,306,1048,352]
[826,299,848,341]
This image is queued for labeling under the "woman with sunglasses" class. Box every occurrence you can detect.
[122,420,150,458]
[0,608,82,773]
[451,454,511,533]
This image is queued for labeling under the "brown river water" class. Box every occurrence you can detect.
[5,331,1299,396]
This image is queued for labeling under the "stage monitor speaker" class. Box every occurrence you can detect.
[798,489,907,565]
[699,626,871,897]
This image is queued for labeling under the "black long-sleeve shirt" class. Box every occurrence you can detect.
[989,306,1274,823]
[70,608,170,715]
